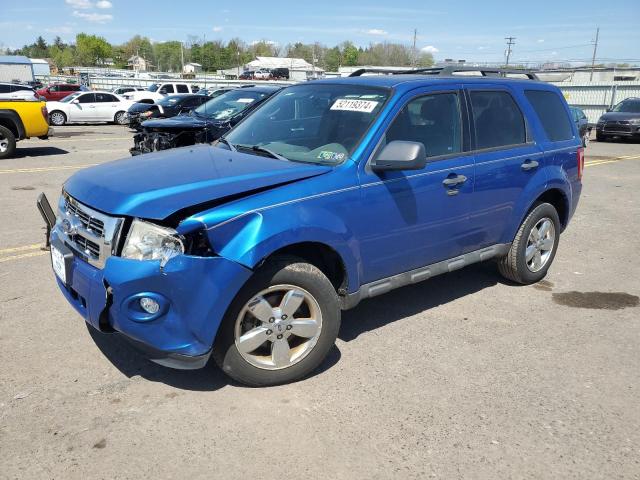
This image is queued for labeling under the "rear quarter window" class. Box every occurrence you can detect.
[525,90,574,142]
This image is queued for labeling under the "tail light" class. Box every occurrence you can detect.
[577,146,584,181]
[41,104,49,124]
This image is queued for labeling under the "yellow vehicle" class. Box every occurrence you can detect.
[0,99,51,159]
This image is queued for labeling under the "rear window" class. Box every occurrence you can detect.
[525,90,574,142]
[469,91,526,149]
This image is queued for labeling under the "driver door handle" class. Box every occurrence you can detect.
[521,159,539,171]
[442,174,467,187]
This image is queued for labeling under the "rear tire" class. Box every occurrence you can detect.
[114,111,127,125]
[0,125,17,159]
[498,202,561,284]
[49,111,66,126]
[213,256,340,387]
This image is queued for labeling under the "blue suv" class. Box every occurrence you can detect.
[39,67,583,386]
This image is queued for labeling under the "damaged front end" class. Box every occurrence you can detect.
[131,129,204,156]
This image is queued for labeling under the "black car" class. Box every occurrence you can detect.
[130,85,282,155]
[126,94,210,130]
[596,97,640,142]
[569,106,591,147]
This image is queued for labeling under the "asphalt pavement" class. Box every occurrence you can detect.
[1,125,639,479]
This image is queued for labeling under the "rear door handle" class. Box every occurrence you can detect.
[521,159,539,171]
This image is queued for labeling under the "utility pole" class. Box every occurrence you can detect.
[504,36,516,67]
[412,28,417,67]
[180,41,185,74]
[589,27,600,82]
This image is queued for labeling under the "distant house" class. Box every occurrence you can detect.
[183,62,202,74]
[0,55,35,83]
[127,55,150,72]
[97,58,115,67]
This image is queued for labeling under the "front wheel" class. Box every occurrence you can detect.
[213,257,340,386]
[596,132,607,142]
[498,202,561,284]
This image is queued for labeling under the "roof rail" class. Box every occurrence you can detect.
[349,66,539,80]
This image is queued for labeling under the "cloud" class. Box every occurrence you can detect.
[95,0,112,8]
[421,45,439,54]
[537,39,545,43]
[65,0,92,8]
[72,10,113,23]
[212,26,223,32]
[366,29,388,35]
[45,25,74,34]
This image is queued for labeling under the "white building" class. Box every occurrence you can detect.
[183,62,202,74]
[30,58,51,77]
[0,55,35,83]
[127,55,150,72]
[245,56,324,81]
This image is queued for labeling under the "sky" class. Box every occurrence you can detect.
[1,0,639,65]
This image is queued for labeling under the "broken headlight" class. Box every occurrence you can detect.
[122,219,184,267]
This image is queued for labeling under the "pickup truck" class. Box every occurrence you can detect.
[41,67,583,386]
[122,82,194,104]
[0,99,50,159]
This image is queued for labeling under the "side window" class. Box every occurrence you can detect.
[385,92,462,158]
[525,90,574,142]
[49,85,59,92]
[95,93,117,102]
[0,85,10,93]
[78,93,95,103]
[470,91,526,149]
[176,84,189,93]
[162,84,175,94]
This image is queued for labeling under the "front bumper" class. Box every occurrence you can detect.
[48,228,252,368]
[596,122,640,137]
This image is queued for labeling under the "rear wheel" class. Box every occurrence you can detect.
[0,125,17,159]
[498,202,561,284]
[213,257,340,386]
[49,111,66,126]
[114,111,127,125]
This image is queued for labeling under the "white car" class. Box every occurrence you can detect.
[0,82,38,100]
[47,91,135,126]
[122,82,193,103]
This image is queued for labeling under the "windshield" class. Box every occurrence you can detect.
[193,89,268,120]
[158,95,182,106]
[60,93,81,103]
[224,84,389,164]
[146,83,160,92]
[612,100,640,113]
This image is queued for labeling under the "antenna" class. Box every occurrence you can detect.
[504,36,516,67]
[412,28,417,67]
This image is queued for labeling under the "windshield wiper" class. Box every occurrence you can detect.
[235,144,289,161]
[216,137,236,151]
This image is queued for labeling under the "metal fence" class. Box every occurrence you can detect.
[553,82,640,123]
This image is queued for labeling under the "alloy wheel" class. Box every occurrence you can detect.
[50,112,65,126]
[0,134,8,153]
[234,285,323,370]
[525,217,556,272]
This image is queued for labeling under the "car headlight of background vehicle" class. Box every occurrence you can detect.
[122,219,184,266]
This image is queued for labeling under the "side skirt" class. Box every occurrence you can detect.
[341,243,511,310]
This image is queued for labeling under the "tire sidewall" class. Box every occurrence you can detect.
[0,125,16,159]
[213,259,340,387]
[514,203,561,283]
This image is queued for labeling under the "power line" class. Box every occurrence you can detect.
[504,36,516,66]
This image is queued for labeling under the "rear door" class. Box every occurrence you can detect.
[463,85,545,250]
[94,93,120,121]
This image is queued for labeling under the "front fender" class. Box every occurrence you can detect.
[207,205,362,293]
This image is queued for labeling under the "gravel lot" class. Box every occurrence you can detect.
[1,125,639,479]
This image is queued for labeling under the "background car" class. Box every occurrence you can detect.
[47,91,134,126]
[270,67,290,80]
[239,70,255,80]
[126,94,210,130]
[111,86,146,96]
[596,97,640,142]
[569,106,591,147]
[253,69,272,80]
[36,83,85,101]
[0,82,38,101]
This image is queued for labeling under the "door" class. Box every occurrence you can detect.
[69,93,97,122]
[94,93,120,121]
[463,86,545,251]
[357,88,476,283]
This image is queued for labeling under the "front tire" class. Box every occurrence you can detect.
[498,202,561,284]
[49,111,66,126]
[213,257,340,387]
[0,125,17,159]
[596,132,607,142]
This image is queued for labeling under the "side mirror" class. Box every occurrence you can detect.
[370,141,427,172]
[606,107,612,112]
[71,99,79,104]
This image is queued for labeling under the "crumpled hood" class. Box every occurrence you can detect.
[64,144,331,220]
[141,114,215,131]
[599,112,640,122]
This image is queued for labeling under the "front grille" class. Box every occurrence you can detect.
[65,197,105,237]
[71,234,101,258]
[604,123,632,133]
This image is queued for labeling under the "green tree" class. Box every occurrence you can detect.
[75,33,111,66]
[341,42,359,66]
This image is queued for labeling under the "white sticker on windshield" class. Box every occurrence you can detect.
[330,99,379,113]
[237,98,255,103]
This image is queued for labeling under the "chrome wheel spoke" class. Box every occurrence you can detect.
[525,245,537,262]
[532,251,542,269]
[540,238,554,251]
[237,326,270,354]
[289,318,320,338]
[271,338,291,367]
[538,220,552,238]
[247,295,274,323]
[279,289,305,318]
[529,227,540,242]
